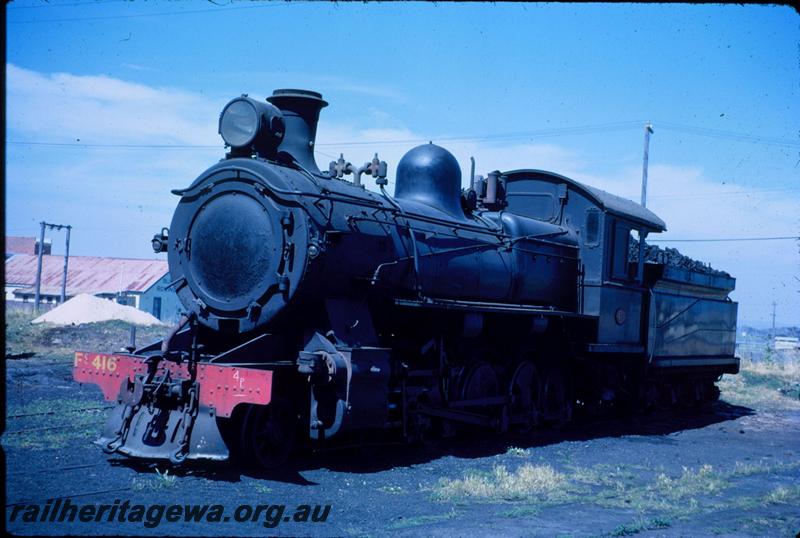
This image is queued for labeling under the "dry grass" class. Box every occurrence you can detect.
[433,463,568,502]
[434,458,793,513]
[718,353,800,410]
[569,463,639,490]
[506,446,531,457]
[568,459,800,520]
[3,397,106,450]
[743,358,800,380]
[5,308,167,360]
[131,468,177,491]
[731,459,800,477]
[610,517,671,536]
[762,485,800,505]
[389,509,458,529]
[566,463,733,514]
[652,464,728,501]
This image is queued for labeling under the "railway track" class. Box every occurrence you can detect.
[6,405,114,419]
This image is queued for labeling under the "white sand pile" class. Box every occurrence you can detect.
[32,293,165,326]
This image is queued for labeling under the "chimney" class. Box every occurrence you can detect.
[267,89,328,174]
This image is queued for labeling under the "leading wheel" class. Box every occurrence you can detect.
[241,397,296,470]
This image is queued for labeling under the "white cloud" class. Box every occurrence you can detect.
[7,63,221,145]
[6,64,798,325]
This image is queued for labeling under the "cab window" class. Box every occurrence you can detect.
[610,220,633,280]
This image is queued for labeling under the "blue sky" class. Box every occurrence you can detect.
[6,2,799,327]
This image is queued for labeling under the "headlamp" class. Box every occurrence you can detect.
[218,96,285,156]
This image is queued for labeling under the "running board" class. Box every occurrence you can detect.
[395,297,591,318]
[417,405,499,429]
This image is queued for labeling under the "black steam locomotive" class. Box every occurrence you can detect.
[74,89,739,468]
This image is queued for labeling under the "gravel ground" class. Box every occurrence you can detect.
[4,320,800,537]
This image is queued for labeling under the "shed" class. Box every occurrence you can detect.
[4,255,179,322]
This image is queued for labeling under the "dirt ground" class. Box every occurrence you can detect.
[4,315,800,537]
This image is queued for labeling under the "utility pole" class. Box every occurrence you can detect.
[640,122,654,208]
[771,301,777,334]
[60,226,72,303]
[636,123,654,283]
[34,222,46,313]
[33,221,72,313]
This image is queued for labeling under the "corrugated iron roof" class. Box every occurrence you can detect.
[5,236,37,255]
[5,254,168,295]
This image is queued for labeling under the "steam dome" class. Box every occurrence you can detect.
[394,143,464,219]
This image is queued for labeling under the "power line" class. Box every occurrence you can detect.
[8,141,219,149]
[650,236,798,243]
[8,2,286,24]
[10,119,799,150]
[7,0,129,10]
[652,120,800,148]
[320,121,645,147]
[7,122,644,150]
[649,187,800,199]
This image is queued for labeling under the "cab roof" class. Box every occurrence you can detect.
[504,169,667,232]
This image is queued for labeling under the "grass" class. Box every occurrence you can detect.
[5,310,65,359]
[6,396,105,417]
[731,459,800,477]
[389,509,458,529]
[568,463,640,490]
[3,396,109,450]
[718,352,800,410]
[3,414,105,450]
[4,427,102,450]
[468,350,799,516]
[131,468,178,491]
[433,456,799,530]
[584,463,732,514]
[500,505,541,518]
[763,485,800,505]
[506,446,531,457]
[253,483,273,494]
[727,484,800,511]
[652,464,728,501]
[433,463,569,502]
[609,517,671,536]
[5,309,167,360]
[378,485,406,494]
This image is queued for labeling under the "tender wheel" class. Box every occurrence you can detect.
[541,365,571,427]
[657,381,677,410]
[676,378,700,408]
[508,361,540,432]
[707,382,720,403]
[701,378,720,403]
[240,398,296,470]
[641,380,660,413]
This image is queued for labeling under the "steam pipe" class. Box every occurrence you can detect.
[485,171,499,204]
[161,314,191,354]
[379,185,423,295]
[354,163,370,187]
[470,156,475,190]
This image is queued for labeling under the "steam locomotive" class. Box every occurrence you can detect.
[74,89,739,469]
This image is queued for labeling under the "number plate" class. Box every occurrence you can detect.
[73,351,272,417]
